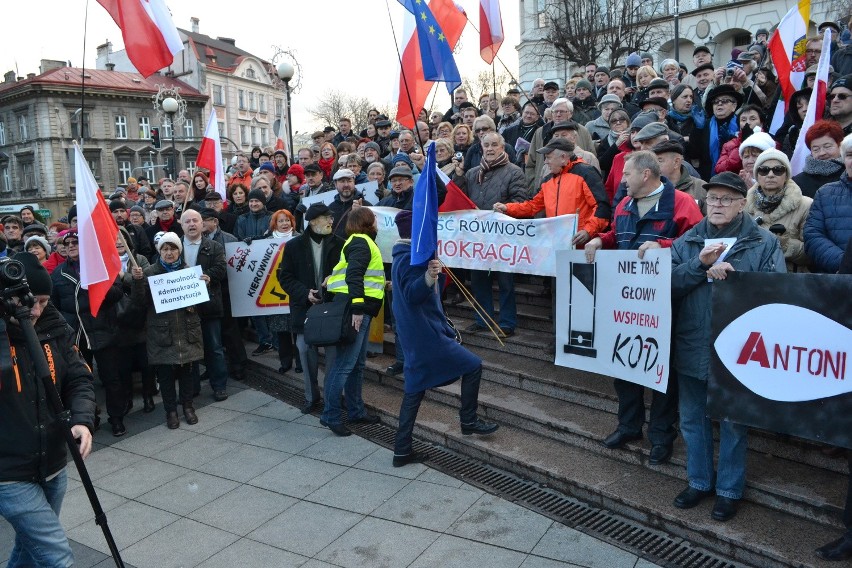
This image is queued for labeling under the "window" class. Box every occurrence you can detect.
[118,160,132,184]
[0,165,9,192]
[139,116,151,139]
[142,159,154,181]
[218,121,225,137]
[183,119,194,138]
[0,121,6,145]
[85,157,99,179]
[186,160,197,175]
[115,115,127,139]
[275,98,283,117]
[259,94,266,114]
[213,85,224,105]
[238,89,246,110]
[162,120,173,139]
[246,67,256,79]
[535,0,548,27]
[249,92,256,111]
[71,112,90,139]
[250,126,258,146]
[20,162,35,189]
[240,124,249,146]
[260,127,268,146]
[18,115,28,141]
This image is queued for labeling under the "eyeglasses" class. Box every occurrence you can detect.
[609,118,628,124]
[474,128,492,134]
[65,240,79,246]
[756,165,787,176]
[829,93,851,101]
[705,195,743,206]
[713,98,736,105]
[805,49,822,55]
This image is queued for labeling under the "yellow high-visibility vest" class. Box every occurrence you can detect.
[327,234,385,305]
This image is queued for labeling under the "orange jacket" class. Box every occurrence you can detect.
[228,168,253,189]
[504,158,610,237]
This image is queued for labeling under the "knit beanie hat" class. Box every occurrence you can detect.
[753,148,791,178]
[156,231,182,254]
[287,164,305,186]
[575,79,594,92]
[17,252,52,295]
[24,235,50,256]
[626,53,642,67]
[395,210,413,239]
[247,188,266,202]
[738,131,776,157]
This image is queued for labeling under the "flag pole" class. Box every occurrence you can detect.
[441,262,506,344]
[79,0,90,147]
[384,0,427,148]
[464,15,532,103]
[116,230,140,270]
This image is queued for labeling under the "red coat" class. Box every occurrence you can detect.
[604,141,632,204]
[714,135,743,174]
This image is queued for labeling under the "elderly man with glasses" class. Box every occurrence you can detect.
[525,98,596,190]
[462,115,518,171]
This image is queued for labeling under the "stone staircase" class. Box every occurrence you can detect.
[247,275,848,568]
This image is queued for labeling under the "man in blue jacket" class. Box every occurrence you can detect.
[390,210,498,467]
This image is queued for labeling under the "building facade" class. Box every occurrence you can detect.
[96,17,287,160]
[516,0,835,89]
[0,63,207,220]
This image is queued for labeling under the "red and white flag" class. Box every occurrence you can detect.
[768,0,810,108]
[791,29,832,175]
[274,110,289,156]
[197,108,226,200]
[396,0,467,129]
[479,0,504,64]
[74,144,120,317]
[437,167,476,212]
[97,0,184,77]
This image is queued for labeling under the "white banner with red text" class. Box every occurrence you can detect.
[370,207,577,276]
[554,249,672,393]
[224,238,292,316]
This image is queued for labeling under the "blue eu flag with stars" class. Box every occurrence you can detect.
[398,0,462,93]
[411,143,439,266]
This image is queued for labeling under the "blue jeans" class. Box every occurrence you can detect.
[295,334,336,405]
[200,318,228,392]
[251,315,274,346]
[394,366,482,456]
[469,269,516,330]
[0,469,73,568]
[679,374,749,499]
[321,314,371,426]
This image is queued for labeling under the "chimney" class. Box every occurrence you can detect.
[4,71,16,83]
[39,59,66,74]
[191,17,200,33]
[217,37,236,46]
[96,41,113,60]
[106,62,115,71]
[26,73,35,80]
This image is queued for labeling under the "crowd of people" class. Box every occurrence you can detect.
[2,21,852,565]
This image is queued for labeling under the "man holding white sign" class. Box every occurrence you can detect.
[585,151,702,466]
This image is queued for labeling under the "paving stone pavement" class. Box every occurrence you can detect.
[0,382,663,568]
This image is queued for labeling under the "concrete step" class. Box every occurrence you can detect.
[246,357,847,568]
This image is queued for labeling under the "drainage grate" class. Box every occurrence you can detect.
[245,369,742,568]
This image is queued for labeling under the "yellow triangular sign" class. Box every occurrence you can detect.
[256,245,290,307]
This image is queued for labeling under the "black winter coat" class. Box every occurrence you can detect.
[0,304,96,482]
[51,261,124,351]
[278,229,344,333]
[186,237,227,319]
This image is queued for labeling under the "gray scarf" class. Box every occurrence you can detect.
[803,155,844,177]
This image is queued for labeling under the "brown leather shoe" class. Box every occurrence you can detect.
[166,411,180,429]
[183,404,199,425]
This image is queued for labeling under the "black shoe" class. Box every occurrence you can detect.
[252,343,274,356]
[320,420,351,437]
[350,413,380,425]
[213,390,228,402]
[711,496,739,521]
[124,398,133,415]
[461,419,499,435]
[294,364,303,373]
[673,486,712,509]
[300,399,322,414]
[602,430,642,449]
[166,411,180,429]
[464,322,486,333]
[649,444,673,465]
[183,404,199,425]
[393,451,429,468]
[499,327,515,337]
[278,363,292,374]
[816,534,852,561]
[386,362,404,376]
[110,418,126,437]
[143,396,155,413]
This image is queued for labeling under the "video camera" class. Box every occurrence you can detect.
[0,256,33,318]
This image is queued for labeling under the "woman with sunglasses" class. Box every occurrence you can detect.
[693,85,743,180]
[597,109,631,180]
[743,149,812,272]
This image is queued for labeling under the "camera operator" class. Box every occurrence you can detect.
[0,253,95,567]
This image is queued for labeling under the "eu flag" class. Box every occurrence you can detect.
[398,0,462,93]
[411,143,439,266]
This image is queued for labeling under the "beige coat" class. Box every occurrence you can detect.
[745,179,812,272]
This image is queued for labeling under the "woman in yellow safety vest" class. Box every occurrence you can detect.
[320,207,385,436]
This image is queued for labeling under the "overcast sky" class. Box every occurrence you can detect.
[3,0,520,133]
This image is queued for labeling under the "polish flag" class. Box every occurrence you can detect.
[274,111,289,155]
[396,0,467,129]
[437,167,476,212]
[74,144,120,317]
[197,109,226,200]
[479,0,504,64]
[97,0,184,77]
[768,0,810,109]
[791,30,832,175]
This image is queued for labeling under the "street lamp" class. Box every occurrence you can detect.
[162,96,179,178]
[276,62,295,164]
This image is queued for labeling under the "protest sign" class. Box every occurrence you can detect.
[148,265,209,314]
[300,184,377,229]
[370,207,576,276]
[225,238,291,316]
[554,249,671,392]
[709,272,852,448]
